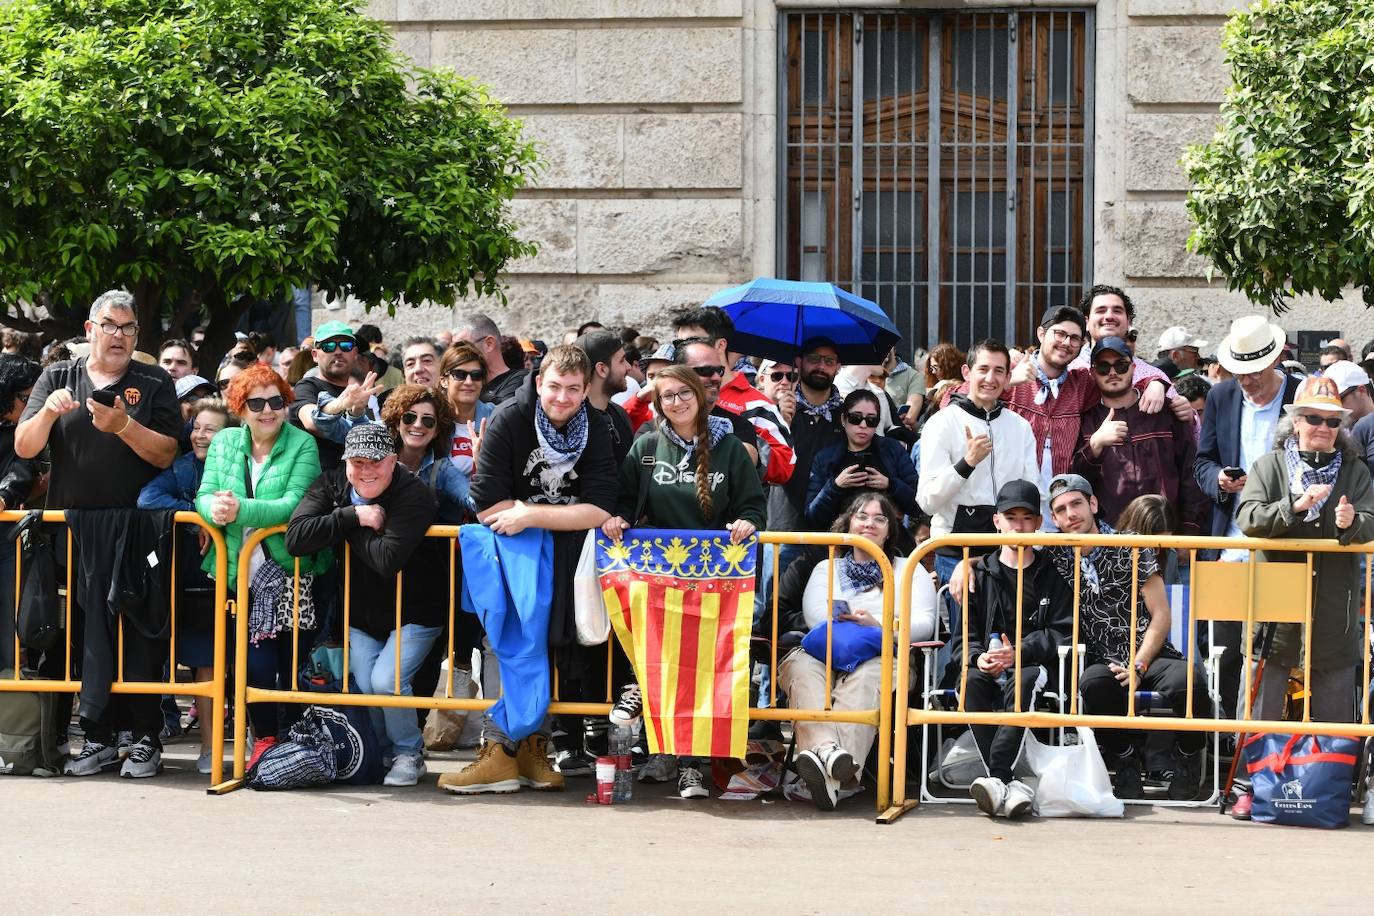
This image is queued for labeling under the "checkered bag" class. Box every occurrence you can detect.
[245,708,338,790]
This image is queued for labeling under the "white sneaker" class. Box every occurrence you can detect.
[796,749,840,811]
[64,740,118,776]
[383,753,426,787]
[970,776,1008,817]
[1003,779,1036,819]
[196,751,216,776]
[816,743,857,783]
[119,736,162,778]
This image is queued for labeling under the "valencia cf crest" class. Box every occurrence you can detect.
[123,387,141,406]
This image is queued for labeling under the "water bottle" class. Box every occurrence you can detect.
[988,632,1007,685]
[610,721,635,802]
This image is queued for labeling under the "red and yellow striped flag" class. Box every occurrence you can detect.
[596,530,757,760]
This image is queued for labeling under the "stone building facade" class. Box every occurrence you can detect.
[339,0,1374,357]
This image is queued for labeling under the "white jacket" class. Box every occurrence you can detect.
[917,395,1039,539]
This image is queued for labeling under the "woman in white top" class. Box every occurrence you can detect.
[775,490,937,810]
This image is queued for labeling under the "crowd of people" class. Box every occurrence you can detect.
[3,284,1373,821]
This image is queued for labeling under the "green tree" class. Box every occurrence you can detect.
[1184,0,1374,312]
[0,0,538,362]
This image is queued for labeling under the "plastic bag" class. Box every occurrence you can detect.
[1023,726,1124,817]
[574,529,610,645]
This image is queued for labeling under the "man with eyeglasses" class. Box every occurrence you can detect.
[455,313,526,405]
[291,320,381,471]
[669,341,759,465]
[1073,336,1207,533]
[671,306,794,486]
[15,289,181,776]
[1193,315,1302,720]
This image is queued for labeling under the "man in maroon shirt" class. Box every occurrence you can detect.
[1073,336,1208,534]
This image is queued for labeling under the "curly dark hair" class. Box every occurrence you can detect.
[380,384,455,458]
[0,353,42,408]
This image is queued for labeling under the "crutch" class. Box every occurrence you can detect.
[1219,622,1277,813]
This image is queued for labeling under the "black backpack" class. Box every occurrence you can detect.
[13,511,62,652]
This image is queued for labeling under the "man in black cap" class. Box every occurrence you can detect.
[1073,335,1208,534]
[1042,473,1208,801]
[954,479,1073,818]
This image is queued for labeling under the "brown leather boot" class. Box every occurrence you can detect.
[516,734,564,791]
[437,741,520,795]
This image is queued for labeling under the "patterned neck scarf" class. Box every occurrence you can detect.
[1076,519,1116,594]
[661,414,732,466]
[732,354,757,381]
[796,384,843,421]
[1283,436,1342,521]
[534,400,589,478]
[1033,357,1064,405]
[839,551,884,593]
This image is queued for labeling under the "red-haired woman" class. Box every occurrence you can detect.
[196,365,329,767]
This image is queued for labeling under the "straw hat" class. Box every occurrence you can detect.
[1217,315,1286,374]
[1283,376,1349,416]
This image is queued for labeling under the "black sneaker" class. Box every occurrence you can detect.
[1111,755,1145,800]
[1168,748,1202,801]
[610,684,643,726]
[554,748,594,777]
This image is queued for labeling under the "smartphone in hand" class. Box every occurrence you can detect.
[91,389,118,407]
[831,599,851,621]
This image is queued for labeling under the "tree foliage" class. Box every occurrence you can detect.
[0,0,539,357]
[1184,0,1374,312]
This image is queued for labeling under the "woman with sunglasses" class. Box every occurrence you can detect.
[1237,375,1374,726]
[380,384,468,524]
[601,365,767,799]
[438,341,495,518]
[196,365,328,768]
[804,389,919,532]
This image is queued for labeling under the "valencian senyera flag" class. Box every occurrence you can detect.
[596,530,757,760]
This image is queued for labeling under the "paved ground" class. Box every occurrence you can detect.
[4,740,1366,914]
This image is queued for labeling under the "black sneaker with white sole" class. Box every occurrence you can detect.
[554,748,594,777]
[64,741,119,777]
[609,684,643,726]
[120,736,162,779]
[677,765,708,799]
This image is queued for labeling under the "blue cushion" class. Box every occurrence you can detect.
[801,620,883,673]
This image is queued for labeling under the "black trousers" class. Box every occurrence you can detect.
[1079,657,1209,758]
[964,665,1053,782]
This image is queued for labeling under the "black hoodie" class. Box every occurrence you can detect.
[944,548,1073,681]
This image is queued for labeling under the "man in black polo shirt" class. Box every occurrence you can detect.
[16,289,180,778]
[291,320,381,471]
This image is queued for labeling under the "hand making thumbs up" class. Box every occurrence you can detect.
[1089,407,1129,457]
[1335,494,1354,530]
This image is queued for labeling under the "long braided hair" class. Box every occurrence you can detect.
[652,365,715,521]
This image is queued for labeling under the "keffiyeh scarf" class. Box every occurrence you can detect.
[796,384,843,422]
[1283,437,1342,521]
[839,551,884,594]
[535,400,589,478]
[661,414,732,466]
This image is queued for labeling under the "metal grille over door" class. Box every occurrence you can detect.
[780,9,1093,351]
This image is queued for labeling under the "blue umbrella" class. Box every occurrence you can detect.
[703,278,900,364]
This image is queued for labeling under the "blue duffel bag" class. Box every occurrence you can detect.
[1243,733,1360,828]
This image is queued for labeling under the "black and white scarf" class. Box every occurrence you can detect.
[796,384,843,422]
[534,400,589,478]
[839,551,884,594]
[1284,437,1342,521]
[661,414,732,466]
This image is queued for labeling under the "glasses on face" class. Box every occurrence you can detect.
[97,321,139,338]
[402,411,437,429]
[691,365,725,379]
[769,370,799,383]
[843,411,880,428]
[803,354,839,368]
[1092,358,1132,377]
[1048,327,1084,347]
[659,387,696,406]
[318,340,356,354]
[245,395,285,413]
[852,511,889,526]
[1298,413,1342,429]
[447,367,487,383]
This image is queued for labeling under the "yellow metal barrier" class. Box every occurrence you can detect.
[214,526,898,813]
[880,532,1374,823]
[1,509,231,785]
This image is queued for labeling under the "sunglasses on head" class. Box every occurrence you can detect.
[692,365,725,379]
[402,411,437,429]
[769,369,799,383]
[1092,358,1132,376]
[245,395,285,413]
[844,411,880,428]
[318,339,356,353]
[1298,413,1343,429]
[446,368,487,382]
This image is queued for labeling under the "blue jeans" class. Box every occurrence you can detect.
[348,624,442,757]
[933,552,962,673]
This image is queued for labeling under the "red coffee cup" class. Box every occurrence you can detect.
[595,755,617,804]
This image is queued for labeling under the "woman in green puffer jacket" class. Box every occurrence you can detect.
[196,364,330,763]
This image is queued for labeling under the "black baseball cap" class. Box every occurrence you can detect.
[1090,336,1132,361]
[995,480,1042,515]
[1039,305,1087,335]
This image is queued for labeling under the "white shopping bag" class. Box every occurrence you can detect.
[1023,726,1124,818]
[573,530,611,646]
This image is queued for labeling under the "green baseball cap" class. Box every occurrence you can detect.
[313,320,355,343]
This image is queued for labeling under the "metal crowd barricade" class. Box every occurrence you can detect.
[880,532,1374,824]
[1,509,231,785]
[214,527,898,813]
